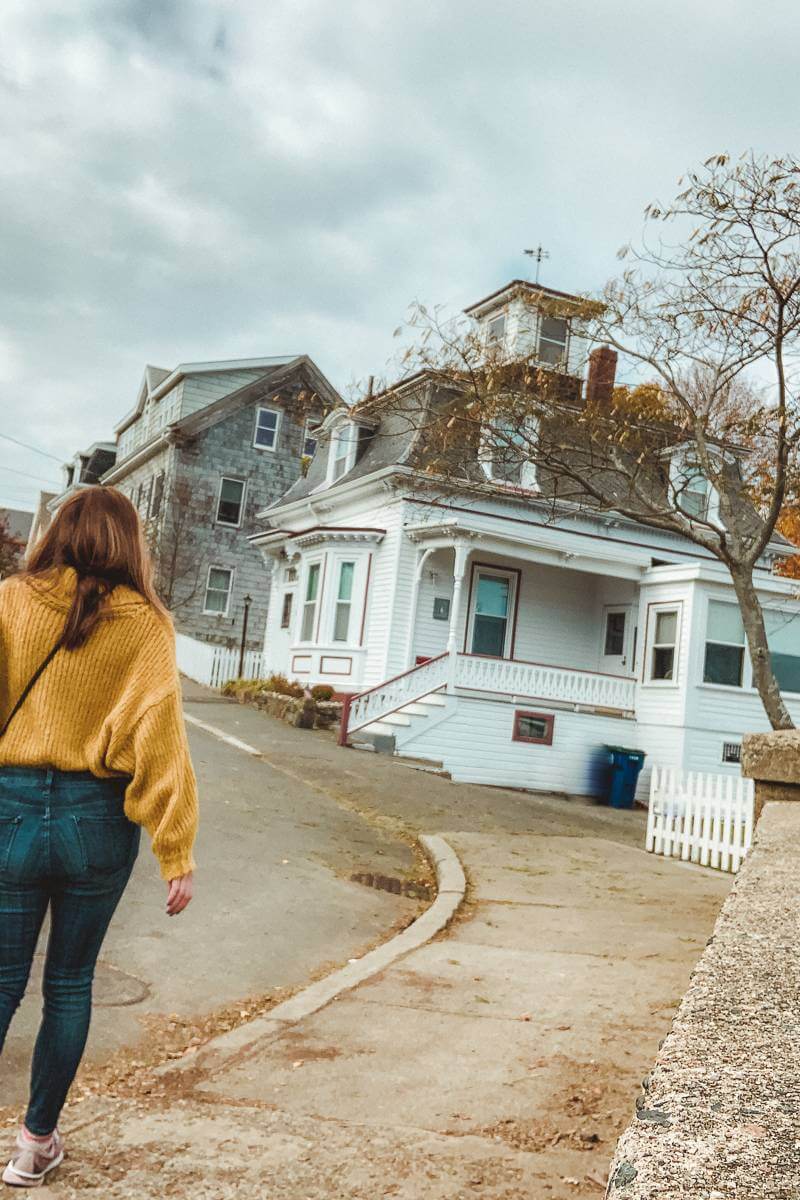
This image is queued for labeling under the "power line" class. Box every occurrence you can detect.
[0,463,61,486]
[0,432,64,463]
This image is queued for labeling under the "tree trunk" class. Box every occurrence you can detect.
[729,566,794,731]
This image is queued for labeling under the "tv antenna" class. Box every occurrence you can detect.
[524,245,550,284]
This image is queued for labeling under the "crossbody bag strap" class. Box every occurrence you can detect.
[0,637,65,741]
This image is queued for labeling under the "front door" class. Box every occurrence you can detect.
[601,605,632,674]
[468,570,516,657]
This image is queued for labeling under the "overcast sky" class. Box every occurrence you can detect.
[1,0,796,510]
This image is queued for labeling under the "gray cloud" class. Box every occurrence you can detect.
[1,0,798,507]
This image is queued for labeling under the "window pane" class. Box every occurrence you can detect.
[540,316,567,344]
[208,568,231,590]
[337,562,355,602]
[301,604,316,641]
[771,653,800,693]
[488,314,506,341]
[472,615,506,657]
[704,642,744,686]
[604,612,626,655]
[205,568,231,614]
[766,610,800,692]
[655,611,677,644]
[652,645,674,680]
[305,563,320,602]
[333,602,351,642]
[218,478,244,524]
[475,575,509,618]
[765,609,800,654]
[517,714,548,740]
[707,601,744,645]
[255,409,278,447]
[280,593,293,629]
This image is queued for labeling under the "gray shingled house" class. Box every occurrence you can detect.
[102,355,341,650]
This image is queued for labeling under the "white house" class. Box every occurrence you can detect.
[251,280,800,800]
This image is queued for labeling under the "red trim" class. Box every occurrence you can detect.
[459,651,632,682]
[415,655,433,665]
[338,694,353,746]
[320,655,353,676]
[359,553,373,646]
[512,710,555,746]
[292,654,312,674]
[462,561,522,657]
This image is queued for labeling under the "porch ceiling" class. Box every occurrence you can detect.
[404,519,646,581]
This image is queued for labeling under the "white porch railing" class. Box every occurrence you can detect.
[646,766,754,873]
[455,653,636,712]
[176,632,263,689]
[346,654,449,735]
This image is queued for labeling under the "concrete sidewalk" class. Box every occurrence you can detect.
[41,734,728,1200]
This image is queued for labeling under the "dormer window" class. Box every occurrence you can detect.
[479,417,539,490]
[669,450,720,524]
[328,423,358,483]
[537,316,568,366]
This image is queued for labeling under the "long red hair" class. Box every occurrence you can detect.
[25,486,168,649]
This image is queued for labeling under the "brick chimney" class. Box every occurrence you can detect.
[585,344,618,408]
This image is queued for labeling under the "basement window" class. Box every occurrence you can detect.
[512,711,555,746]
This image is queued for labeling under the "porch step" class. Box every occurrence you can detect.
[391,756,450,778]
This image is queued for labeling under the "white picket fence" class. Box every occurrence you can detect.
[176,632,263,689]
[646,766,755,874]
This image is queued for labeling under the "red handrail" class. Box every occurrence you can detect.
[339,652,448,744]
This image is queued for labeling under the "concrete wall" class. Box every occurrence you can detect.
[606,792,800,1198]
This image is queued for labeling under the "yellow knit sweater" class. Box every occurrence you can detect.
[0,567,198,880]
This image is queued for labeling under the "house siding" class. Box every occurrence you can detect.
[398,693,633,794]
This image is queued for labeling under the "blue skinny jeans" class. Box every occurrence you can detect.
[0,767,139,1135]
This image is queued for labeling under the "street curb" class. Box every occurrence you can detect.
[155,832,466,1074]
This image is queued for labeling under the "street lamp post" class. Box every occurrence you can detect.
[238,593,253,678]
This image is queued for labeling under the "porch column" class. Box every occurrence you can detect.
[404,546,437,668]
[446,541,470,692]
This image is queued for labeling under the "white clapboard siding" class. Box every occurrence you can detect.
[646,765,754,874]
[176,632,263,689]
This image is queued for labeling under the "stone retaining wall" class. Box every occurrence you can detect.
[606,731,800,1200]
[223,682,343,730]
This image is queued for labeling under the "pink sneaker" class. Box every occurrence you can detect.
[2,1128,64,1187]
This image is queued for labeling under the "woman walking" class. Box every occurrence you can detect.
[0,486,198,1187]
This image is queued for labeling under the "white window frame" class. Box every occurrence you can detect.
[299,558,324,643]
[486,312,507,347]
[331,559,357,643]
[253,406,281,452]
[669,451,721,525]
[203,565,235,617]
[303,418,321,458]
[280,591,294,630]
[465,566,518,659]
[327,423,358,484]
[478,416,539,491]
[537,314,569,367]
[645,603,682,686]
[702,598,746,688]
[215,476,247,528]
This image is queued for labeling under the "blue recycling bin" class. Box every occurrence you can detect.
[604,746,646,809]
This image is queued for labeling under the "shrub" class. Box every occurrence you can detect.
[310,684,335,702]
[262,673,305,699]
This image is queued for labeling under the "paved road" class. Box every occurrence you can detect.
[0,685,420,1109]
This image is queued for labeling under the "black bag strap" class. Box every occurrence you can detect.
[0,637,65,741]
